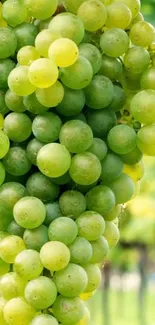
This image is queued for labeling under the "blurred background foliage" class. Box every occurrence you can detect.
[141,0,155,24]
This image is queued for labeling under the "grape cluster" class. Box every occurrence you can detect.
[0,0,154,324]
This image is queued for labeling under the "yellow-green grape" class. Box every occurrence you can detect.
[14,250,43,280]
[104,205,121,222]
[90,237,109,263]
[3,297,36,325]
[100,28,129,58]
[0,130,10,159]
[8,66,36,96]
[0,113,4,129]
[0,162,5,186]
[83,264,102,293]
[106,3,132,29]
[124,46,150,75]
[104,221,120,248]
[36,81,64,108]
[75,307,90,325]
[53,296,85,325]
[0,235,26,263]
[137,124,155,156]
[29,314,58,325]
[80,290,96,301]
[69,237,92,265]
[108,124,137,154]
[65,0,85,13]
[123,160,145,181]
[141,67,155,90]
[0,258,9,276]
[0,297,8,325]
[77,0,107,32]
[48,217,78,245]
[113,0,141,18]
[127,11,144,29]
[49,38,79,67]
[0,272,27,300]
[130,21,155,47]
[76,211,105,241]
[2,0,28,27]
[28,58,58,88]
[40,241,70,271]
[130,90,155,124]
[17,46,40,66]
[35,29,60,58]
[24,0,58,19]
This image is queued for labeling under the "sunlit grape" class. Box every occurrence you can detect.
[77,0,107,32]
[28,58,58,88]
[8,66,36,96]
[49,38,79,67]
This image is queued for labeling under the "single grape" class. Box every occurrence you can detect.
[48,217,78,245]
[100,153,124,184]
[4,112,32,143]
[104,221,120,248]
[87,138,107,161]
[68,237,92,265]
[108,173,135,204]
[26,138,44,165]
[86,108,117,138]
[14,249,43,280]
[0,258,10,276]
[77,0,107,32]
[83,264,102,293]
[0,235,26,263]
[86,185,116,216]
[113,0,141,18]
[5,89,26,113]
[100,28,129,58]
[0,27,17,59]
[131,90,155,124]
[8,66,36,96]
[37,143,71,178]
[7,220,24,237]
[2,0,28,27]
[137,125,155,156]
[123,160,145,181]
[0,199,13,231]
[48,12,85,45]
[2,146,31,176]
[44,202,62,226]
[49,38,79,67]
[141,67,155,90]
[130,21,155,47]
[76,211,105,241]
[84,75,114,109]
[56,86,85,117]
[3,297,35,325]
[0,59,15,89]
[108,124,137,154]
[53,295,85,325]
[90,236,109,263]
[40,241,70,271]
[59,190,86,219]
[36,81,64,108]
[0,162,5,186]
[35,29,59,58]
[24,0,58,19]
[14,22,38,51]
[17,46,40,66]
[32,112,62,143]
[23,225,48,252]
[120,146,143,165]
[108,85,126,112]
[13,196,46,229]
[28,58,58,88]
[99,55,122,81]
[29,314,58,325]
[69,152,101,185]
[104,204,121,221]
[106,3,132,29]
[0,272,27,300]
[124,47,150,75]
[79,43,102,74]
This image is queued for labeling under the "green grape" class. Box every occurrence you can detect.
[86,108,117,138]
[85,75,114,109]
[76,211,105,241]
[49,38,79,68]
[90,236,109,263]
[60,56,93,89]
[2,146,31,176]
[36,81,64,108]
[2,0,28,27]
[44,202,62,226]
[40,241,70,271]
[0,162,5,186]
[29,314,58,325]
[32,112,62,143]
[17,46,40,66]
[120,146,143,165]
[56,86,85,117]
[24,0,58,19]
[0,130,10,159]
[59,120,93,153]
[136,124,155,156]
[37,143,71,178]
[100,28,129,58]
[77,0,107,32]
[3,297,35,325]
[69,152,101,185]
[87,138,107,161]
[0,258,10,276]
[69,237,92,265]
[4,112,32,142]
[0,199,13,231]
[0,235,25,263]
[108,85,126,112]
[48,217,78,245]
[79,43,102,74]
[124,47,150,75]
[86,185,116,216]
[8,66,36,96]
[7,220,24,237]
[0,27,17,59]
[104,204,121,221]
[24,92,49,115]
[26,138,44,165]
[108,173,135,204]
[14,22,38,51]
[141,67,155,90]
[130,90,155,124]
[99,55,122,81]
[128,11,144,29]
[0,272,27,300]
[83,264,102,293]
[0,297,8,325]
[100,153,124,184]
[108,124,137,154]
[59,190,86,219]
[54,263,88,297]
[13,196,46,229]
[106,3,132,29]
[65,0,85,13]
[113,0,140,18]
[0,59,15,89]
[104,221,120,248]
[5,89,26,113]
[0,182,27,209]
[26,172,59,203]
[35,29,59,58]
[23,225,48,252]
[14,249,43,280]
[53,296,85,325]
[48,12,85,45]
[52,171,71,185]
[130,21,155,47]
[28,58,58,89]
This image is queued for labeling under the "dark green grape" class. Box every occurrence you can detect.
[56,87,85,117]
[100,153,124,184]
[108,85,126,112]
[108,124,137,154]
[86,185,116,216]
[120,146,143,165]
[44,202,62,226]
[86,109,117,138]
[108,173,135,204]
[2,146,31,176]
[59,190,86,219]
